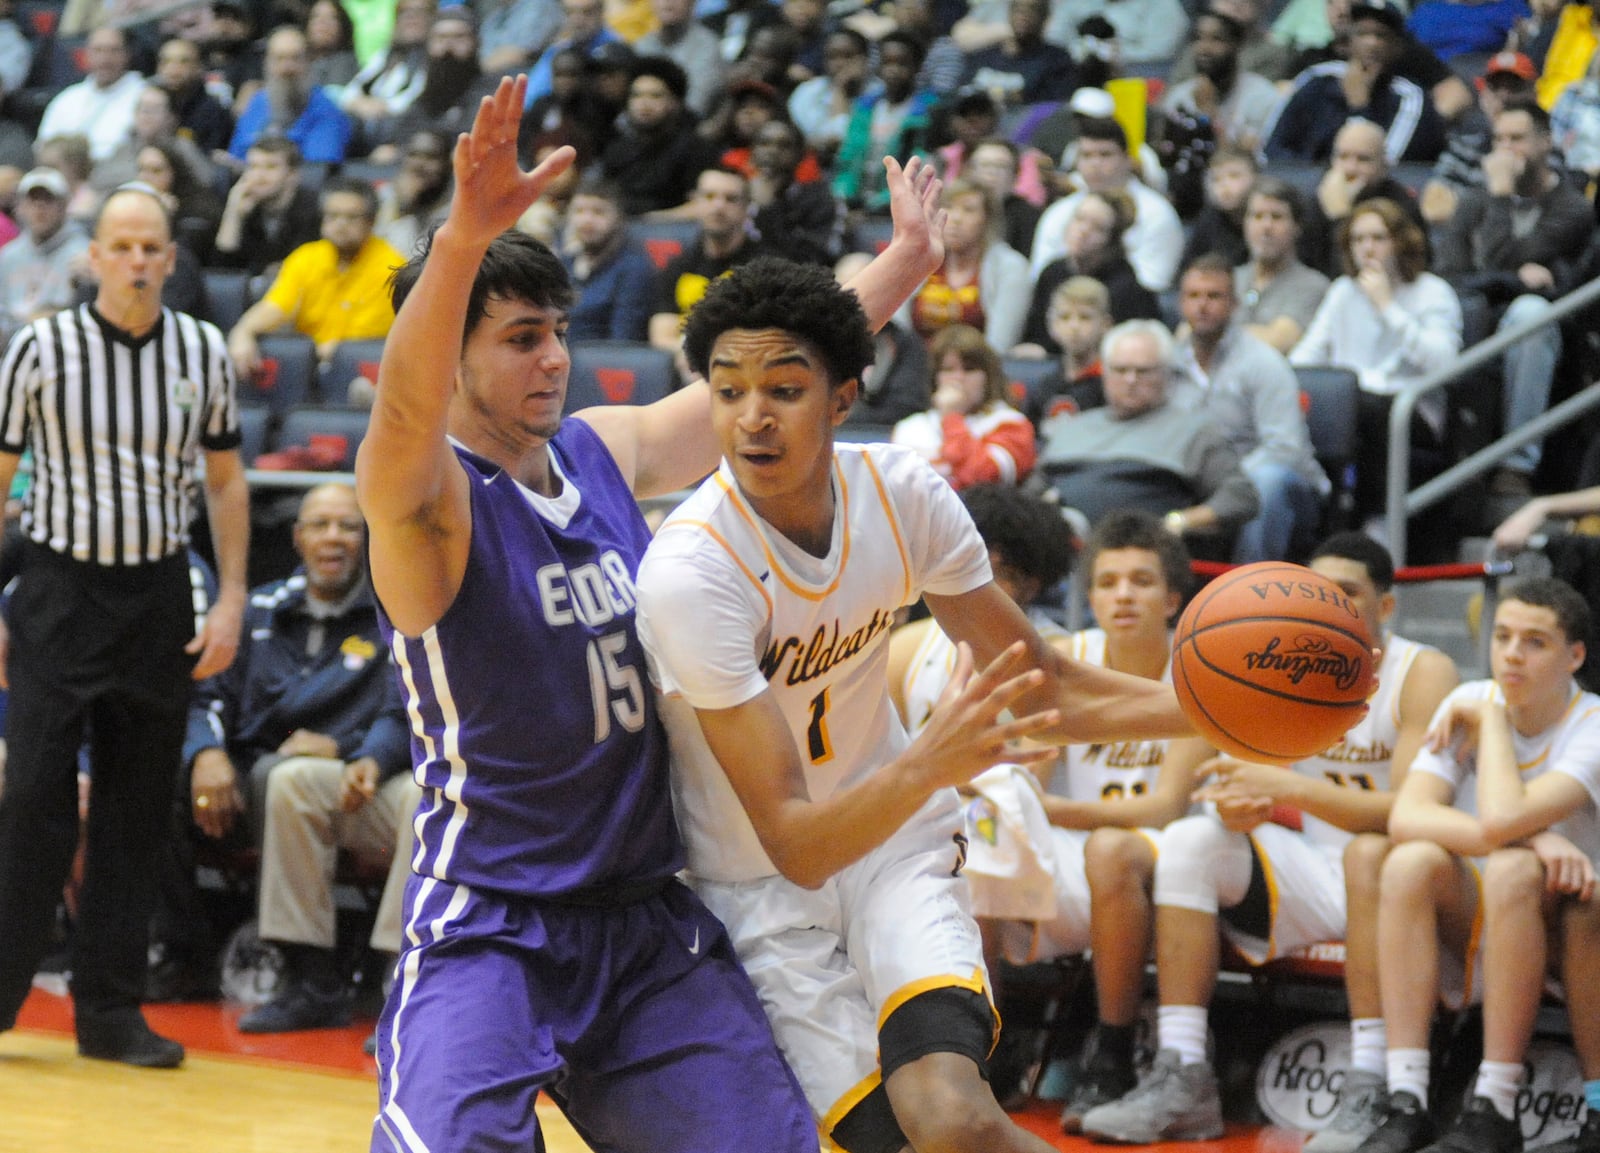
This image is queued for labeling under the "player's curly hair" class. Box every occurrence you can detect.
[960,485,1076,590]
[681,257,875,386]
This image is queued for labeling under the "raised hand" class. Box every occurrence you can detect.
[884,154,946,280]
[906,641,1060,793]
[448,75,576,249]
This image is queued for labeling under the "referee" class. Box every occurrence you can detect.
[0,184,249,1068]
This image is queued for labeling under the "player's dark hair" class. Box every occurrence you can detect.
[1502,576,1592,647]
[682,257,874,386]
[391,228,574,341]
[960,484,1075,589]
[1311,532,1395,594]
[1082,510,1191,598]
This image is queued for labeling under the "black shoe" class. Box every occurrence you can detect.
[1061,1054,1138,1135]
[1354,1092,1437,1153]
[76,1008,185,1068]
[145,956,219,1003]
[1419,1097,1522,1153]
[1540,1107,1600,1153]
[237,980,352,1034]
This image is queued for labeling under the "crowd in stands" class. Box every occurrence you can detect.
[10,0,1600,1135]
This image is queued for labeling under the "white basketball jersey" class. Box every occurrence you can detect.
[1294,634,1432,855]
[638,443,993,883]
[1410,679,1600,861]
[1050,628,1174,802]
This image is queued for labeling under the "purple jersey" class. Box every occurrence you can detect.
[378,420,681,896]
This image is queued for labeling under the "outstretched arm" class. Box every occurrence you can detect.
[354,76,575,634]
[582,156,949,499]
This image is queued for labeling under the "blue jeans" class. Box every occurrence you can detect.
[1500,294,1561,475]
[1234,459,1323,563]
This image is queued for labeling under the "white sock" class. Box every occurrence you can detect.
[1157,1005,1209,1067]
[1475,1061,1524,1121]
[1387,1048,1431,1105]
[1350,1018,1387,1078]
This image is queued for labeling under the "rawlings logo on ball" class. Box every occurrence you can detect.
[1241,635,1365,691]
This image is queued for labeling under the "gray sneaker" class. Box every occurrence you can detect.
[1305,1070,1390,1153]
[1081,1049,1225,1143]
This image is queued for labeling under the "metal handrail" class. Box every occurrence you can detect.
[1385,273,1600,565]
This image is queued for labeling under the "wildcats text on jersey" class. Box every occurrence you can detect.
[760,607,897,687]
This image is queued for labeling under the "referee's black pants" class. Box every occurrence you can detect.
[0,542,196,1028]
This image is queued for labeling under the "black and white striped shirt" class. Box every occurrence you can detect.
[0,304,240,566]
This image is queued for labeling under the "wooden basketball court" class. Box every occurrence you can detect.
[2,985,1307,1152]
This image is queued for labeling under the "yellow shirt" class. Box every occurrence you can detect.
[1538,4,1597,109]
[265,235,403,347]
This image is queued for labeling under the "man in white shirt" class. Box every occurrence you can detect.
[36,26,145,162]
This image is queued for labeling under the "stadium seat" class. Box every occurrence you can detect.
[338,160,398,187]
[321,338,385,405]
[271,406,370,471]
[241,334,317,412]
[236,406,272,465]
[1295,365,1360,529]
[567,340,676,411]
[631,218,700,271]
[201,269,253,333]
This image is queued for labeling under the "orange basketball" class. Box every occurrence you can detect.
[1171,561,1376,764]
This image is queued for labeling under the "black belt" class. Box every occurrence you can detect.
[541,875,673,909]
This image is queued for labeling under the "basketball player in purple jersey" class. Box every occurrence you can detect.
[354,76,1037,1153]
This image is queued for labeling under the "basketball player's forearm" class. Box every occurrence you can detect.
[376,226,483,429]
[1044,656,1191,743]
[764,769,939,888]
[1388,801,1492,857]
[1278,776,1394,834]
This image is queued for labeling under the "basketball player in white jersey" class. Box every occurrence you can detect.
[635,259,1193,1153]
[1081,533,1458,1145]
[1351,578,1600,1153]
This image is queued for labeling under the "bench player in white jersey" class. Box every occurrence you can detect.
[635,259,1194,1153]
[1352,578,1600,1153]
[1081,533,1459,1145]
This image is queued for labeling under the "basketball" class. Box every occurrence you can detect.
[1171,561,1377,764]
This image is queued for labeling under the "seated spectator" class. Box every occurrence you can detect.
[1032,118,1186,292]
[748,119,843,266]
[845,0,966,97]
[1355,577,1600,1153]
[956,137,1046,256]
[1044,0,1190,65]
[479,0,564,76]
[903,178,1031,352]
[1263,0,1447,165]
[1235,177,1333,354]
[1535,0,1598,109]
[1179,146,1258,271]
[1167,0,1296,83]
[523,0,623,108]
[229,28,352,166]
[338,0,430,149]
[1435,99,1591,498]
[519,47,607,170]
[227,179,402,372]
[375,130,451,259]
[1171,255,1328,562]
[1407,0,1530,63]
[1303,118,1429,275]
[1022,276,1111,425]
[1424,50,1537,224]
[1075,532,1457,1146]
[0,169,89,343]
[153,484,416,1025]
[1491,480,1600,552]
[37,28,145,164]
[515,142,581,246]
[1020,190,1162,355]
[0,0,30,113]
[709,78,808,176]
[134,140,224,248]
[891,323,1037,488]
[200,1,265,106]
[211,135,324,275]
[634,0,727,117]
[776,0,828,82]
[154,36,234,156]
[1032,86,1172,199]
[600,55,721,216]
[648,166,769,375]
[1037,319,1260,554]
[1291,198,1462,520]
[35,136,97,225]
[834,251,932,429]
[561,175,657,342]
[832,32,937,213]
[960,0,1077,108]
[788,29,879,162]
[704,0,785,66]
[366,7,502,158]
[305,0,360,96]
[90,84,214,197]
[1161,8,1281,154]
